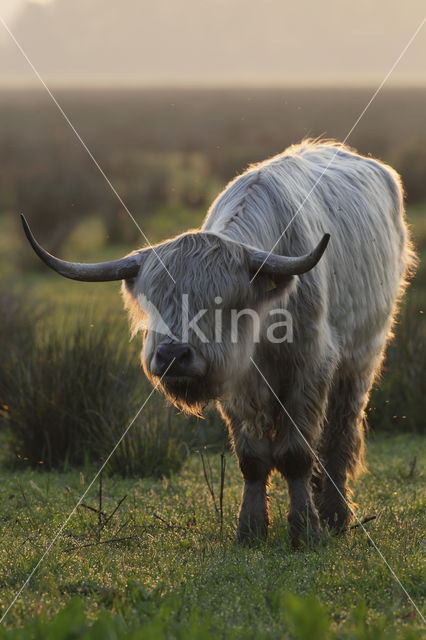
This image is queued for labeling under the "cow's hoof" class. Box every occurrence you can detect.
[288,510,321,549]
[319,498,352,533]
[236,519,268,545]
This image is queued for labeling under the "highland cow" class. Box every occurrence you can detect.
[22,140,415,545]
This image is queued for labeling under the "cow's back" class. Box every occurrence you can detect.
[205,141,414,362]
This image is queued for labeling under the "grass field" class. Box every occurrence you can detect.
[0,201,424,640]
[0,434,424,638]
[0,209,424,639]
[0,88,425,637]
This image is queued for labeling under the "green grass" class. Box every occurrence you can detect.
[0,434,424,638]
[1,90,425,637]
[0,194,424,637]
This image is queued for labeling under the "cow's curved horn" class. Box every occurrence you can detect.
[21,215,144,282]
[248,233,330,279]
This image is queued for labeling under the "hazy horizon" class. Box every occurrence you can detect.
[0,0,424,87]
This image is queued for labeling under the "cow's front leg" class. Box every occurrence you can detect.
[232,434,272,543]
[275,447,321,547]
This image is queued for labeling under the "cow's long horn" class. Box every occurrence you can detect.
[21,215,144,282]
[248,233,330,278]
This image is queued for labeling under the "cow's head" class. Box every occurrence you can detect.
[21,216,329,414]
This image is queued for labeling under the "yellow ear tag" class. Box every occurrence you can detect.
[265,278,277,292]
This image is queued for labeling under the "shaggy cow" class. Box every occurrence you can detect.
[22,140,415,545]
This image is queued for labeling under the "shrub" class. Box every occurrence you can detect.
[368,292,426,434]
[0,284,41,428]
[0,304,195,476]
[397,147,426,204]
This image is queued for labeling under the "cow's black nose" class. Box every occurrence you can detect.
[152,342,193,376]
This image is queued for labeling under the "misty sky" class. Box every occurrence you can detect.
[0,0,424,85]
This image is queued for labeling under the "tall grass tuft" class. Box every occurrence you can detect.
[0,284,40,429]
[368,293,425,433]
[0,295,195,476]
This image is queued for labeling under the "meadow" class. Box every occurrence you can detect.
[0,88,425,637]
[0,436,424,639]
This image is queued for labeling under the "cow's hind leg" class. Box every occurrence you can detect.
[316,365,373,532]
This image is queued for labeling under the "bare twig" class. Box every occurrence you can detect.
[198,449,219,514]
[407,456,417,479]
[219,451,226,534]
[78,503,107,517]
[16,534,36,552]
[152,512,172,527]
[152,512,185,530]
[98,472,103,539]
[62,535,139,553]
[349,515,377,530]
[99,495,128,532]
[114,517,132,537]
[16,480,36,529]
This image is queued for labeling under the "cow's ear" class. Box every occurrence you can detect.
[253,272,295,302]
